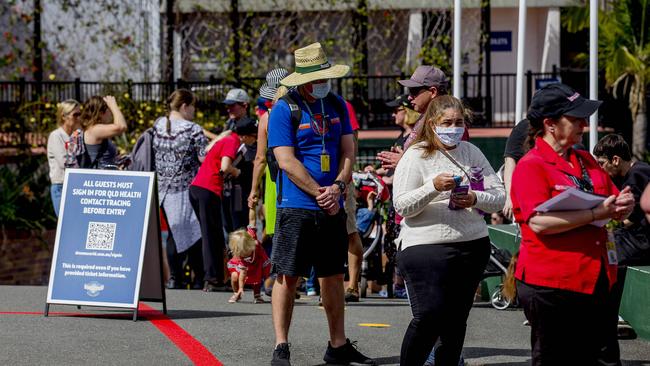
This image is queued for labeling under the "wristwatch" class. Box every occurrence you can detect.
[333,180,346,192]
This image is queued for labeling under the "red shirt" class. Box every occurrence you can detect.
[227,245,271,285]
[191,132,240,196]
[345,101,360,131]
[511,137,619,294]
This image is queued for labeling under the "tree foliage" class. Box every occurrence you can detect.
[564,0,650,156]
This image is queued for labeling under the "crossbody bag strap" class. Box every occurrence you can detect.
[438,148,472,182]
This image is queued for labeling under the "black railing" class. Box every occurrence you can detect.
[0,69,600,148]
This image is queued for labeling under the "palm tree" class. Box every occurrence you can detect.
[564,0,650,158]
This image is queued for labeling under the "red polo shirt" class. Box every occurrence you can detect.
[191,132,240,197]
[511,137,619,294]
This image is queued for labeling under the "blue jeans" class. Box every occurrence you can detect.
[50,184,63,217]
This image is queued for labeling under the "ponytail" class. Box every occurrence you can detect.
[165,88,195,135]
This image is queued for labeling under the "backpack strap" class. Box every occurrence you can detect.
[274,94,304,205]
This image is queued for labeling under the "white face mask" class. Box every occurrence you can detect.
[308,81,331,99]
[435,126,465,146]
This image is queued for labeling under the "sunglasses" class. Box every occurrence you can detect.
[408,86,429,97]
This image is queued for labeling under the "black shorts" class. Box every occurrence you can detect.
[272,208,348,278]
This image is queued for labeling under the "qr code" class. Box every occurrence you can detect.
[85,222,117,251]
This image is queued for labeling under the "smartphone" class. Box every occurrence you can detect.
[449,185,469,210]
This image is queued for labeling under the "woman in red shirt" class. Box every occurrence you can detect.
[511,84,634,365]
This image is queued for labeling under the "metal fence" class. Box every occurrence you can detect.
[0,69,596,148]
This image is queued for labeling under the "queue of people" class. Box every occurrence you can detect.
[45,40,649,366]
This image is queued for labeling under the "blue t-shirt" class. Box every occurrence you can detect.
[268,92,352,210]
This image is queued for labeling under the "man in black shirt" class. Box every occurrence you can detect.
[502,119,529,218]
[593,134,650,364]
[594,134,650,265]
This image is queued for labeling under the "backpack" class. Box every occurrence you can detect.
[129,128,155,172]
[267,92,347,204]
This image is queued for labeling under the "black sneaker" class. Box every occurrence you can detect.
[344,288,360,303]
[271,343,291,366]
[323,339,377,365]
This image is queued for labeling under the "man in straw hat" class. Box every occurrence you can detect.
[267,42,376,366]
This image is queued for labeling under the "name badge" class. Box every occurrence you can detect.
[320,153,330,173]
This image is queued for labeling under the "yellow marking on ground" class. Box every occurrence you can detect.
[358,323,391,328]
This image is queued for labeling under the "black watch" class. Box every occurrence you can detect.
[333,180,346,192]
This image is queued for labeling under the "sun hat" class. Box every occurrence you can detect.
[280,42,350,87]
[527,83,602,120]
[259,68,289,100]
[223,88,250,105]
[398,66,449,89]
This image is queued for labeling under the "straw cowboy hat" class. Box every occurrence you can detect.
[280,42,350,87]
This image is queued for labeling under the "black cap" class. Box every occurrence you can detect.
[235,116,258,136]
[527,83,602,120]
[386,94,411,108]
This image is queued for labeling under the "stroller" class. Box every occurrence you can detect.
[482,242,514,310]
[352,171,392,298]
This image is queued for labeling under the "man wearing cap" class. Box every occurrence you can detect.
[267,42,376,366]
[222,116,259,233]
[510,83,634,365]
[223,88,251,131]
[377,65,449,170]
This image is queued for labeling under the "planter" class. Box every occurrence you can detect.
[0,229,56,285]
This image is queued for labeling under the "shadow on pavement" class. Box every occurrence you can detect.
[312,355,400,366]
[165,309,264,320]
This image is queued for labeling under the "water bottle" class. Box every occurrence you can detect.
[470,167,484,215]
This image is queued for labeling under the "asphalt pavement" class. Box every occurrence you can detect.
[1,286,649,366]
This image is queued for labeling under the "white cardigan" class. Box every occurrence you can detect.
[393,141,505,249]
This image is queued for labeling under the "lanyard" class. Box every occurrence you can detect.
[304,99,327,153]
[566,154,594,193]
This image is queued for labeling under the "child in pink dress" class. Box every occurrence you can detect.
[227,228,271,303]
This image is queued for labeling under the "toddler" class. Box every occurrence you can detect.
[227,228,271,304]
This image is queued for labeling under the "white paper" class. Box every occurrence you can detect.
[534,187,609,227]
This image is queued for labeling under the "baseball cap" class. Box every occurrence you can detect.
[235,116,258,136]
[386,94,411,108]
[398,66,449,88]
[223,88,250,104]
[527,83,602,120]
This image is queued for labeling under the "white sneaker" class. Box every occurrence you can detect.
[307,289,317,296]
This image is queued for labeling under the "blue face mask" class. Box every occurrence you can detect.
[308,81,331,99]
[435,126,465,146]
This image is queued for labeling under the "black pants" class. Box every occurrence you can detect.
[516,266,613,366]
[165,233,204,286]
[602,266,627,366]
[161,209,204,284]
[396,237,490,366]
[189,185,226,283]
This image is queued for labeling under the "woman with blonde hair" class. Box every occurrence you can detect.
[79,95,127,169]
[47,99,81,216]
[247,68,290,237]
[393,95,505,365]
[153,88,207,289]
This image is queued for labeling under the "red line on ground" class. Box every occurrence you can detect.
[138,303,223,366]
[1,305,223,366]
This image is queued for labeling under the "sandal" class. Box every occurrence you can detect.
[228,293,242,303]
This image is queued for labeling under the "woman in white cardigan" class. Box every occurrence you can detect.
[393,95,505,366]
